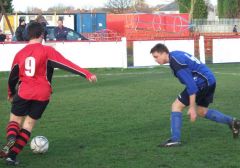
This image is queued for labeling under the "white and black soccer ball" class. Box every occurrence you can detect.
[30,136,49,154]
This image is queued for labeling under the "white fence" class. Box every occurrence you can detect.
[133,40,195,67]
[0,43,26,72]
[133,37,240,66]
[212,38,240,63]
[1,37,240,72]
[0,38,127,71]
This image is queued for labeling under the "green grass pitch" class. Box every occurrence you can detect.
[0,64,240,168]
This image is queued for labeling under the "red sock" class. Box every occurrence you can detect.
[9,129,31,158]
[6,121,20,141]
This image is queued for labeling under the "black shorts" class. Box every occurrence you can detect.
[178,83,216,108]
[11,94,49,120]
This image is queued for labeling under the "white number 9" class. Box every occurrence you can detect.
[25,57,36,77]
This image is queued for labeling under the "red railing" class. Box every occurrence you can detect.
[82,29,122,41]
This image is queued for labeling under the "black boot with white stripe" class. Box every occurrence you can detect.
[158,139,181,147]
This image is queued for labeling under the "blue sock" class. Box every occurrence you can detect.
[171,112,182,141]
[205,109,233,125]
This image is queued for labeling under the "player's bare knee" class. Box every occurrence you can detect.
[171,99,185,112]
[197,107,208,117]
[9,113,23,125]
[22,116,37,132]
[197,110,205,117]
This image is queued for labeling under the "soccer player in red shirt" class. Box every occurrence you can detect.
[0,22,97,165]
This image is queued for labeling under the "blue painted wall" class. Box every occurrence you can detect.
[75,13,106,33]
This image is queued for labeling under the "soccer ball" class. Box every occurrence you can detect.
[30,136,49,154]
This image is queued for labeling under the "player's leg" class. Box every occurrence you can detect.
[0,94,29,158]
[198,106,232,124]
[0,114,23,158]
[197,106,240,138]
[6,100,49,165]
[6,116,36,165]
[197,84,232,124]
[159,89,187,147]
[7,114,22,141]
[170,99,186,141]
[196,84,240,138]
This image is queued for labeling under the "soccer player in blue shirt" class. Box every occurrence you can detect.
[150,43,240,147]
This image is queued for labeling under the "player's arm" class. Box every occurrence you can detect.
[47,47,97,82]
[188,94,197,122]
[176,68,198,95]
[176,69,198,122]
[171,56,198,96]
[8,63,20,101]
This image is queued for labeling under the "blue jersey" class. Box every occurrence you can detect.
[169,51,216,95]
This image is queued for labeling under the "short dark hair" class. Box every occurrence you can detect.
[150,43,169,54]
[19,17,25,23]
[27,22,44,40]
[58,18,63,22]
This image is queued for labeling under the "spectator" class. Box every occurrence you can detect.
[15,17,26,41]
[54,19,69,41]
[22,20,35,41]
[22,14,48,41]
[233,25,238,35]
[35,14,48,41]
[0,28,6,42]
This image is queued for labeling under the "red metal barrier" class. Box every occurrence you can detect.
[82,29,122,41]
[106,13,191,41]
[107,14,126,36]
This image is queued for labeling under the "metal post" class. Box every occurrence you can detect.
[0,1,14,35]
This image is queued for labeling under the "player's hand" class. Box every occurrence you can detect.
[7,95,13,103]
[188,107,197,122]
[88,74,97,83]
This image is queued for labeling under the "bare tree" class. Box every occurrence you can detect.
[133,0,151,13]
[105,0,132,13]
[26,7,42,13]
[47,4,74,13]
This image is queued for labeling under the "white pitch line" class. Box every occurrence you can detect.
[52,71,240,78]
[0,71,163,80]
[214,71,240,76]
[1,70,240,81]
[53,71,164,78]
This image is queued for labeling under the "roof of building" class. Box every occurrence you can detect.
[159,2,179,11]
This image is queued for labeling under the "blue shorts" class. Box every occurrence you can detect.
[178,83,216,108]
